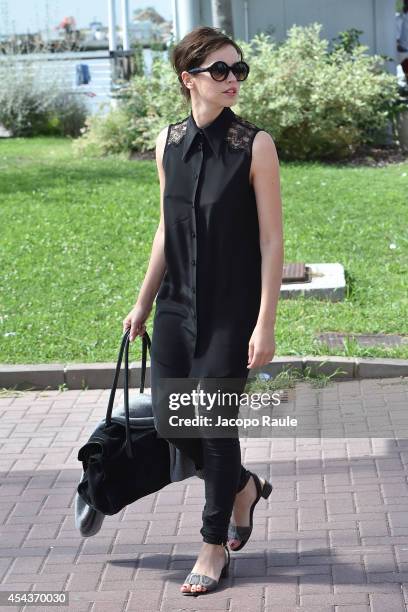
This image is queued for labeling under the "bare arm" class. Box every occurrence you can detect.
[247,130,284,368]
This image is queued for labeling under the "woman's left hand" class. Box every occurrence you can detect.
[247,323,276,369]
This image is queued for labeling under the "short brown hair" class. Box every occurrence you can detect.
[170,26,244,103]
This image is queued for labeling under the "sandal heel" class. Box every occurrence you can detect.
[227,474,273,552]
[261,481,273,499]
[221,544,230,578]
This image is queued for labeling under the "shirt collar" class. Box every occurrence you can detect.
[181,106,235,161]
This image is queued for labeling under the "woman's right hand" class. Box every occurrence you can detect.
[122,303,151,342]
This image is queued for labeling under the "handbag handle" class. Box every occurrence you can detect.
[105,329,152,459]
[139,327,151,393]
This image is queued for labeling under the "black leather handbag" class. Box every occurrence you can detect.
[76,329,172,515]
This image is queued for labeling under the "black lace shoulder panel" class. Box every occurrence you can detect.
[225,115,260,156]
[166,118,188,148]
[165,113,261,156]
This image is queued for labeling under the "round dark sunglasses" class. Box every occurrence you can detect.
[187,60,250,82]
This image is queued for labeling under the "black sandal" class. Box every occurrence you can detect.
[228,471,273,551]
[181,544,230,596]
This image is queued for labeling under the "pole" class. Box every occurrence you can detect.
[121,0,130,51]
[108,0,117,103]
[108,0,117,52]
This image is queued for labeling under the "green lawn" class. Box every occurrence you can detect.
[1,137,407,365]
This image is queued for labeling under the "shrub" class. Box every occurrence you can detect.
[43,90,88,138]
[0,57,88,137]
[74,23,401,160]
[235,24,400,159]
[74,51,187,157]
[73,104,135,157]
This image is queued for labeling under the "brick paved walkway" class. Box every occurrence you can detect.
[1,377,408,611]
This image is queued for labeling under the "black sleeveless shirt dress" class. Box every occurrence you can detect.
[150,105,263,388]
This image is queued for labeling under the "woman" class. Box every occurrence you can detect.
[123,25,283,596]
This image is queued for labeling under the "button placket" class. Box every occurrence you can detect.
[190,133,203,323]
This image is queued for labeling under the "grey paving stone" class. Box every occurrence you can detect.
[1,378,408,610]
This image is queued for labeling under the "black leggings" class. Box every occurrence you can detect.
[150,354,251,546]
